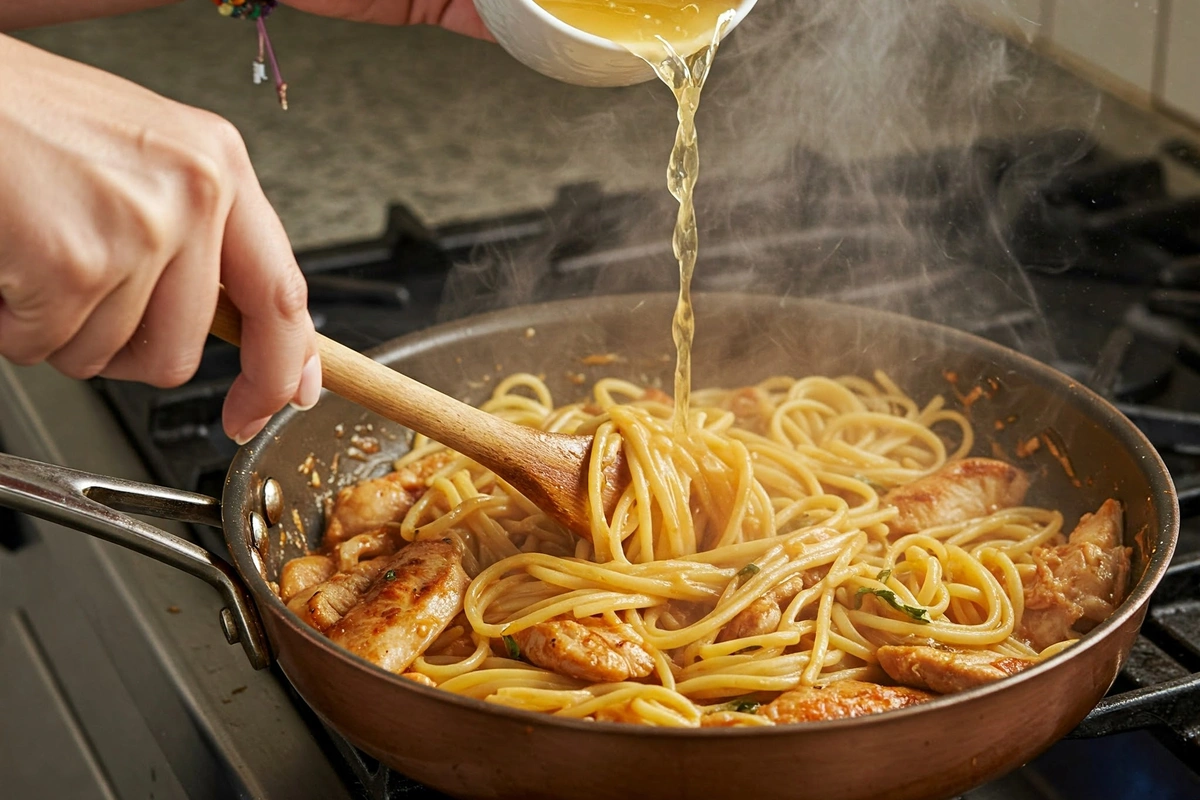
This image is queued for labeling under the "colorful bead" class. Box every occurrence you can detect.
[215,0,276,20]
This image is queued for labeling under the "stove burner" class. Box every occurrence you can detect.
[91,130,1200,799]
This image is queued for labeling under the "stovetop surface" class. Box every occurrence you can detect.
[85,130,1200,799]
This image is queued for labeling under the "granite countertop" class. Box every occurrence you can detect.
[14,1,1200,250]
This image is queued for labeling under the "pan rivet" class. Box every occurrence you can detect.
[249,512,268,551]
[262,478,283,525]
[249,544,266,578]
[220,608,240,645]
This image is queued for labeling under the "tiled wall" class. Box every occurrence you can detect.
[960,0,1200,126]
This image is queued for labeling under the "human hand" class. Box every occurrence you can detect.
[281,0,492,40]
[0,34,320,445]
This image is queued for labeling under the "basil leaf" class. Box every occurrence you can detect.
[502,635,521,660]
[736,563,760,580]
[854,586,931,624]
[723,697,761,714]
[876,568,892,583]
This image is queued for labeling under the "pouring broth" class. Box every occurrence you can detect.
[533,0,737,433]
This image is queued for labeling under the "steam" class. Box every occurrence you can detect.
[441,0,1106,366]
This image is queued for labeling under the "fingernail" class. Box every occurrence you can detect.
[233,415,273,446]
[289,354,322,412]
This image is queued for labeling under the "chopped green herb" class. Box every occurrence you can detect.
[876,568,892,583]
[384,570,397,581]
[855,586,930,624]
[724,697,761,714]
[502,635,521,660]
[736,563,760,580]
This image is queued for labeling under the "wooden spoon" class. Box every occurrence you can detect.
[209,291,624,539]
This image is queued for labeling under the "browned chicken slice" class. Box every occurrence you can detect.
[876,645,1037,694]
[327,539,469,674]
[279,555,335,603]
[287,557,389,631]
[884,458,1030,535]
[1019,499,1129,651]
[510,618,655,683]
[759,680,934,723]
[323,472,417,548]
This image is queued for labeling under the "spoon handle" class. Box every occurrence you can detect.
[211,291,585,515]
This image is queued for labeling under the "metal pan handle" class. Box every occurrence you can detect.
[0,451,271,669]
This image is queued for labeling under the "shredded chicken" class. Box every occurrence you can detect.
[333,528,401,573]
[700,711,754,728]
[759,680,934,723]
[884,457,1030,534]
[876,645,1038,694]
[717,570,819,643]
[323,472,417,548]
[1020,499,1129,651]
[327,539,469,674]
[393,451,456,492]
[287,557,389,631]
[400,672,438,688]
[511,618,655,683]
[279,555,335,603]
[717,597,782,642]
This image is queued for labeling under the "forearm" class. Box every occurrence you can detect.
[1,0,181,32]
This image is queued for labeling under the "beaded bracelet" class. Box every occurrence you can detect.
[212,0,288,109]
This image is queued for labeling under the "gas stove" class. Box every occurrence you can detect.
[3,130,1200,800]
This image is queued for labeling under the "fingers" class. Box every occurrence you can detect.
[45,276,150,380]
[219,183,320,445]
[0,258,115,368]
[98,233,221,388]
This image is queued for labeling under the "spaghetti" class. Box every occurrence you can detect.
[305,370,1082,725]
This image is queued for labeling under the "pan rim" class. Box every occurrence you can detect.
[228,291,1180,738]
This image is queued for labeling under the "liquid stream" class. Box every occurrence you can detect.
[533,0,737,435]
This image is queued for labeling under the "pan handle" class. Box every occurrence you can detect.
[0,451,271,670]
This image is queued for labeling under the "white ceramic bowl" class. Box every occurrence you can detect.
[473,0,759,87]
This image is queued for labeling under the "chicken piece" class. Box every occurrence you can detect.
[510,618,655,683]
[759,680,934,723]
[287,557,389,631]
[400,672,438,688]
[717,597,782,643]
[592,703,643,724]
[333,528,401,572]
[884,458,1030,534]
[642,388,674,406]
[279,555,335,603]
[701,711,758,728]
[717,570,819,643]
[724,388,763,419]
[327,539,469,674]
[394,451,456,492]
[876,645,1037,694]
[323,472,417,548]
[1019,499,1129,651]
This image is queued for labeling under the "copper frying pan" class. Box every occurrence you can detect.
[0,293,1179,800]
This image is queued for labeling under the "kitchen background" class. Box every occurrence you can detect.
[4,1,1200,799]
